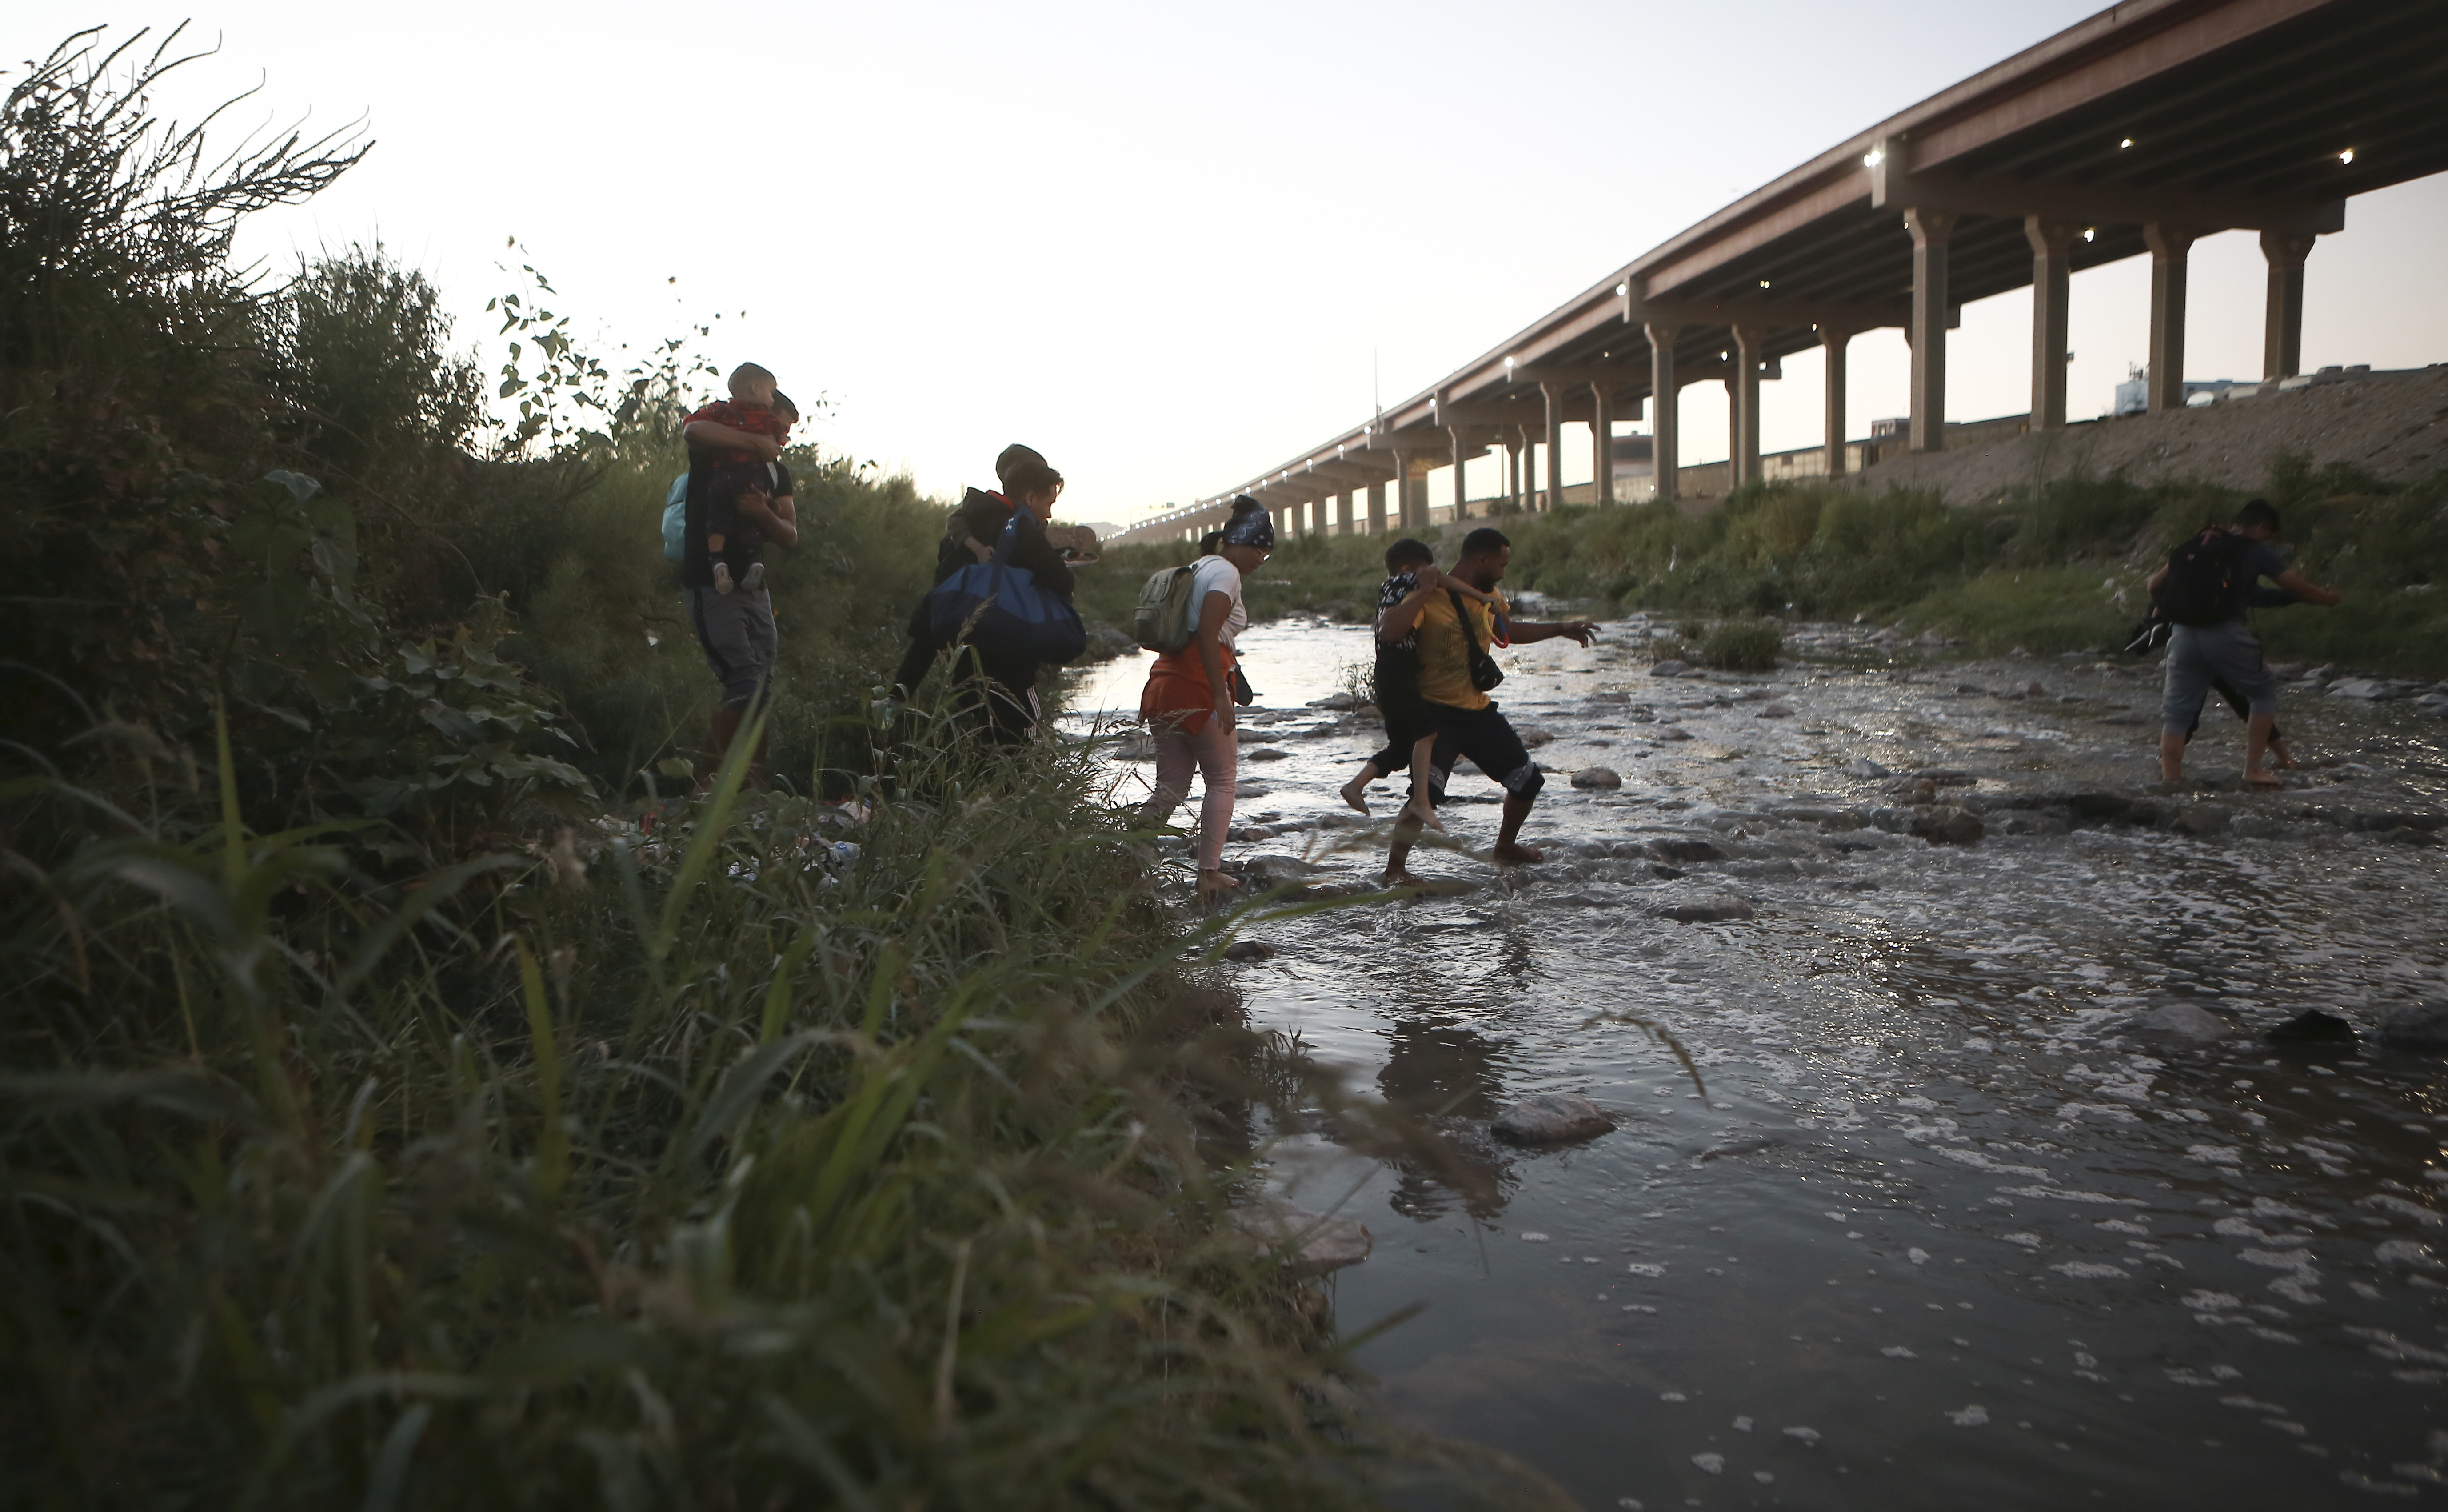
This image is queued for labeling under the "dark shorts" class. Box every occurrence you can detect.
[1414,700,1544,806]
[1369,650,1434,772]
[686,584,776,710]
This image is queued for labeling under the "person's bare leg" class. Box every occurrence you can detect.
[1383,806,1426,888]
[1338,760,1381,815]
[2269,734,2296,770]
[698,705,744,792]
[1401,733,1444,831]
[2159,730,2186,783]
[1490,795,1544,866]
[2243,712,2281,786]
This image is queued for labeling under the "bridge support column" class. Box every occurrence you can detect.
[1450,425,1473,522]
[2260,230,2315,381]
[2144,223,2196,413]
[1539,380,1567,511]
[1309,495,1326,537]
[1733,326,1767,488]
[1335,491,1352,537]
[2027,217,2078,429]
[1515,425,1533,512]
[1592,384,1616,506]
[1366,479,1387,536]
[1821,325,1851,477]
[1646,324,1681,504]
[1906,208,1955,451]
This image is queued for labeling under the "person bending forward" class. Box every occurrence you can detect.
[1377,527,1595,886]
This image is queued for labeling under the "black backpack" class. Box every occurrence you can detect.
[2155,528,2245,628]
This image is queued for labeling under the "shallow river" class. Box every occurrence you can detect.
[1067,615,2448,1510]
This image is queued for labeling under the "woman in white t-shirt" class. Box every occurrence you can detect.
[1138,496,1274,902]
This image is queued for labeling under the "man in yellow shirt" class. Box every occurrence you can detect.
[1374,527,1597,884]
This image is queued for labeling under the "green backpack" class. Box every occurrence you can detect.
[1131,563,1200,653]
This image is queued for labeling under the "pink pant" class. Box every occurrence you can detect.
[1145,718,1238,870]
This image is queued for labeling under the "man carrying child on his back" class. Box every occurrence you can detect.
[679,362,800,785]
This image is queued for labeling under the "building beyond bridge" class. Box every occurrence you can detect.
[1114,0,2448,547]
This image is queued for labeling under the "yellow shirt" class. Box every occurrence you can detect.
[1413,588,1508,711]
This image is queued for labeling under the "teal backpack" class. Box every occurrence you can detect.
[659,474,688,562]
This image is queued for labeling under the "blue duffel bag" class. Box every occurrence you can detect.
[924,523,1088,665]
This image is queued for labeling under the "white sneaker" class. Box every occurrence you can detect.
[741,561,765,593]
[712,562,734,594]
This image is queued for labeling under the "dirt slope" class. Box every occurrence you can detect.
[1847,364,2448,503]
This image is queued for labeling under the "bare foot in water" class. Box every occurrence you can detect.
[1380,868,1426,889]
[2243,768,2284,789]
[1196,869,1242,905]
[1490,841,1546,866]
[1402,796,1445,833]
[1338,775,1372,815]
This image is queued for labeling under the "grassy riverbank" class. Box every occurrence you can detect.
[0,32,1557,1509]
[1082,460,2448,677]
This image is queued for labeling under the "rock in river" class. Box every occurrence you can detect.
[1494,1093,1616,1144]
[1232,1199,1372,1270]
[2267,1009,2356,1043]
[1221,938,1276,962]
[1572,766,1623,790]
[2379,999,2448,1049]
[1650,893,1756,923]
[1909,805,1985,845]
[1650,659,1690,678]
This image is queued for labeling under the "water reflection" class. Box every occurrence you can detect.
[1377,1017,1514,1221]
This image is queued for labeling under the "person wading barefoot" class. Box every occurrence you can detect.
[1376,527,1595,886]
[1139,496,1272,904]
[2147,499,2340,789]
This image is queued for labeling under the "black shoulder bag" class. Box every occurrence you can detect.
[1449,590,1504,693]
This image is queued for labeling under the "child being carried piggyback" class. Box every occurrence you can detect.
[1339,538,1500,830]
[683,364,797,594]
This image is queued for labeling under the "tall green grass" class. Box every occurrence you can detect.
[1,714,1557,1508]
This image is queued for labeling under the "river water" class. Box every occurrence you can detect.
[1066,615,2448,1510]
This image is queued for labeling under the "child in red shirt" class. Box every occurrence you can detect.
[683,366,794,593]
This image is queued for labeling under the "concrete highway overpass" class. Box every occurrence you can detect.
[1114,0,2448,546]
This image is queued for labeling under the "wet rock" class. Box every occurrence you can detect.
[2350,810,2447,834]
[1242,747,1290,763]
[1650,838,1725,862]
[1305,692,1360,710]
[1845,758,1893,778]
[1655,726,1693,742]
[1233,854,1326,887]
[1909,806,1985,846]
[1517,726,1557,747]
[2067,791,2134,821]
[2171,806,2230,836]
[1572,766,1623,790]
[1914,770,1977,787]
[2123,798,2176,829]
[1889,777,1940,805]
[2129,1003,2234,1042]
[1773,805,1865,830]
[2266,1009,2356,1043]
[2326,678,2399,700]
[1649,863,1687,880]
[1232,1199,1372,1271]
[1756,702,1796,718]
[1221,938,1276,963]
[2378,999,2448,1049]
[2026,681,2048,697]
[1650,893,1756,923]
[1493,1093,1616,1144]
[1649,660,1690,678]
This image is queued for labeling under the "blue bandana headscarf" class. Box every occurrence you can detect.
[1220,495,1275,550]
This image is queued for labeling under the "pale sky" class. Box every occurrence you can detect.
[20,3,2445,524]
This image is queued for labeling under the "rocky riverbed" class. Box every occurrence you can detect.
[1068,615,2448,1511]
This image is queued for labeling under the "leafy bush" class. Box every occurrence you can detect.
[1699,619,1783,670]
